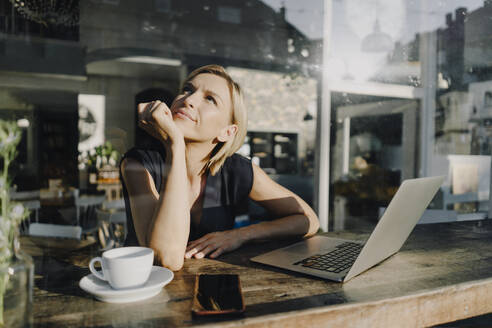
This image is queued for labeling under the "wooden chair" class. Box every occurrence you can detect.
[95,208,127,248]
[94,209,114,250]
[74,194,106,238]
[108,210,127,244]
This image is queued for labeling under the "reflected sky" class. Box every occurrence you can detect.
[261,0,485,84]
[261,0,324,39]
[262,0,483,42]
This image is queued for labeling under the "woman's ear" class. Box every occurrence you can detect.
[217,124,238,142]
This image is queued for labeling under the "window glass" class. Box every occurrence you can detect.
[432,1,492,220]
[1,0,490,236]
[0,0,322,228]
[330,0,492,230]
[329,0,418,86]
[217,6,242,24]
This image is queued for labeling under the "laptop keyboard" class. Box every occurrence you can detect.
[293,242,363,274]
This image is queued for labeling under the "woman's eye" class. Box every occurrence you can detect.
[206,95,217,105]
[182,85,194,94]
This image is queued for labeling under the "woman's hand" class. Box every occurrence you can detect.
[185,229,246,259]
[138,100,183,146]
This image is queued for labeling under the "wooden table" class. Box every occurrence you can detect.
[23,220,492,327]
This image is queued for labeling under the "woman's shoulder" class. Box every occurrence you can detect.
[221,154,254,198]
[222,153,252,172]
[120,147,167,193]
[121,147,166,166]
[120,147,167,182]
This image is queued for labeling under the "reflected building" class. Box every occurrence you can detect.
[435,2,492,156]
[328,0,492,230]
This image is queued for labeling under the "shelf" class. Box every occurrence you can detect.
[274,135,291,143]
[252,152,268,158]
[246,131,298,175]
[252,138,268,144]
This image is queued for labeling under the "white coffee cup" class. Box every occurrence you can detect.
[89,247,154,289]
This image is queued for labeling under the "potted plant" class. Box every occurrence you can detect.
[0,120,34,327]
[78,141,121,189]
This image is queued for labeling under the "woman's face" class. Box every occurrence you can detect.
[170,73,235,143]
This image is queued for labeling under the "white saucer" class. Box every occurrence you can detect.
[79,266,174,303]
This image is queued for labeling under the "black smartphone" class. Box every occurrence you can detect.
[191,274,245,316]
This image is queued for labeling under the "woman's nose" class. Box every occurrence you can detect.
[183,92,199,109]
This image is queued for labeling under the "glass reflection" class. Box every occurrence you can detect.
[0,0,490,234]
[329,0,492,230]
[0,0,322,232]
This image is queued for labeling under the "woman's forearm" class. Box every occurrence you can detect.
[148,141,190,270]
[238,214,312,244]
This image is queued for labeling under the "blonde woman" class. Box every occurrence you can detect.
[120,65,319,271]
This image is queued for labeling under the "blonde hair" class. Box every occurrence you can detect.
[184,65,247,175]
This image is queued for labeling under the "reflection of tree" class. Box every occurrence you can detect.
[5,0,80,41]
[9,0,79,27]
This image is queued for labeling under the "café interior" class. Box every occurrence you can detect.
[1,0,492,327]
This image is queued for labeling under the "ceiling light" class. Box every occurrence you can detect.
[117,56,181,66]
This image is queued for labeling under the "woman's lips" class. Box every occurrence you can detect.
[173,109,196,122]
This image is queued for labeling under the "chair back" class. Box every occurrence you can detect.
[109,210,127,225]
[17,199,42,234]
[10,190,40,201]
[21,199,41,211]
[102,199,125,211]
[95,208,111,222]
[28,223,82,239]
[74,195,106,227]
[95,208,127,248]
[75,195,106,207]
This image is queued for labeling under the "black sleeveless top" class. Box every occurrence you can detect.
[120,147,254,246]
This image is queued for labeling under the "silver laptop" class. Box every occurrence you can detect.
[251,176,445,282]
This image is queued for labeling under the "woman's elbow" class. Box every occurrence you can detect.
[151,247,185,271]
[163,258,184,272]
[305,214,320,237]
